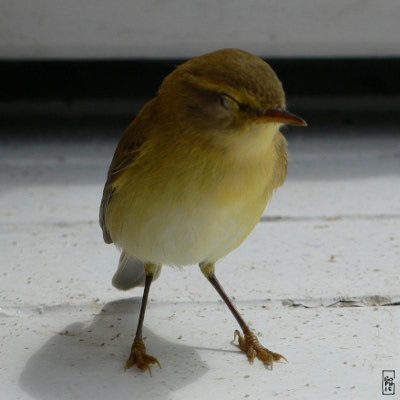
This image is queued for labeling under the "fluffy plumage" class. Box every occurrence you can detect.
[100,48,290,288]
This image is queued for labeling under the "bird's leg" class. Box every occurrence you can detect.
[200,262,287,369]
[125,263,161,374]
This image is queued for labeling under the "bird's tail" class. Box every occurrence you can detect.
[112,252,162,290]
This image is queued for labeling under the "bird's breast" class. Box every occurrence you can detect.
[107,123,283,265]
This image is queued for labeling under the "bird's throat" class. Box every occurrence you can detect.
[221,122,282,164]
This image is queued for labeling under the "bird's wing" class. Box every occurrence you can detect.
[271,132,288,189]
[99,98,157,244]
[99,127,146,243]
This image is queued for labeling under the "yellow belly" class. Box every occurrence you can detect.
[107,124,285,266]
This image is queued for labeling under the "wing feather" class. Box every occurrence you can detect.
[99,99,156,243]
[271,132,288,189]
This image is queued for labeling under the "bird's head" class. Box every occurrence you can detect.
[157,48,306,142]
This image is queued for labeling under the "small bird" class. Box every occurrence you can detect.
[100,48,306,373]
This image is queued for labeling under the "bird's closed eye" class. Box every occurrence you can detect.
[219,94,239,111]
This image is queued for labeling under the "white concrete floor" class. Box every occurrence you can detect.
[1,127,399,400]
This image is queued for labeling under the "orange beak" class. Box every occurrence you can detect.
[258,108,307,127]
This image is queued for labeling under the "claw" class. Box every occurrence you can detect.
[233,329,287,369]
[125,337,161,374]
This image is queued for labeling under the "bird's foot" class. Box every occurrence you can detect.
[125,337,161,374]
[234,330,287,369]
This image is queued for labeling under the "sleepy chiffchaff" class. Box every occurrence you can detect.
[100,48,306,373]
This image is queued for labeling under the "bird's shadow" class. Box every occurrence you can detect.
[19,298,208,400]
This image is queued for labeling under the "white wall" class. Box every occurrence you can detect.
[1,0,399,59]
